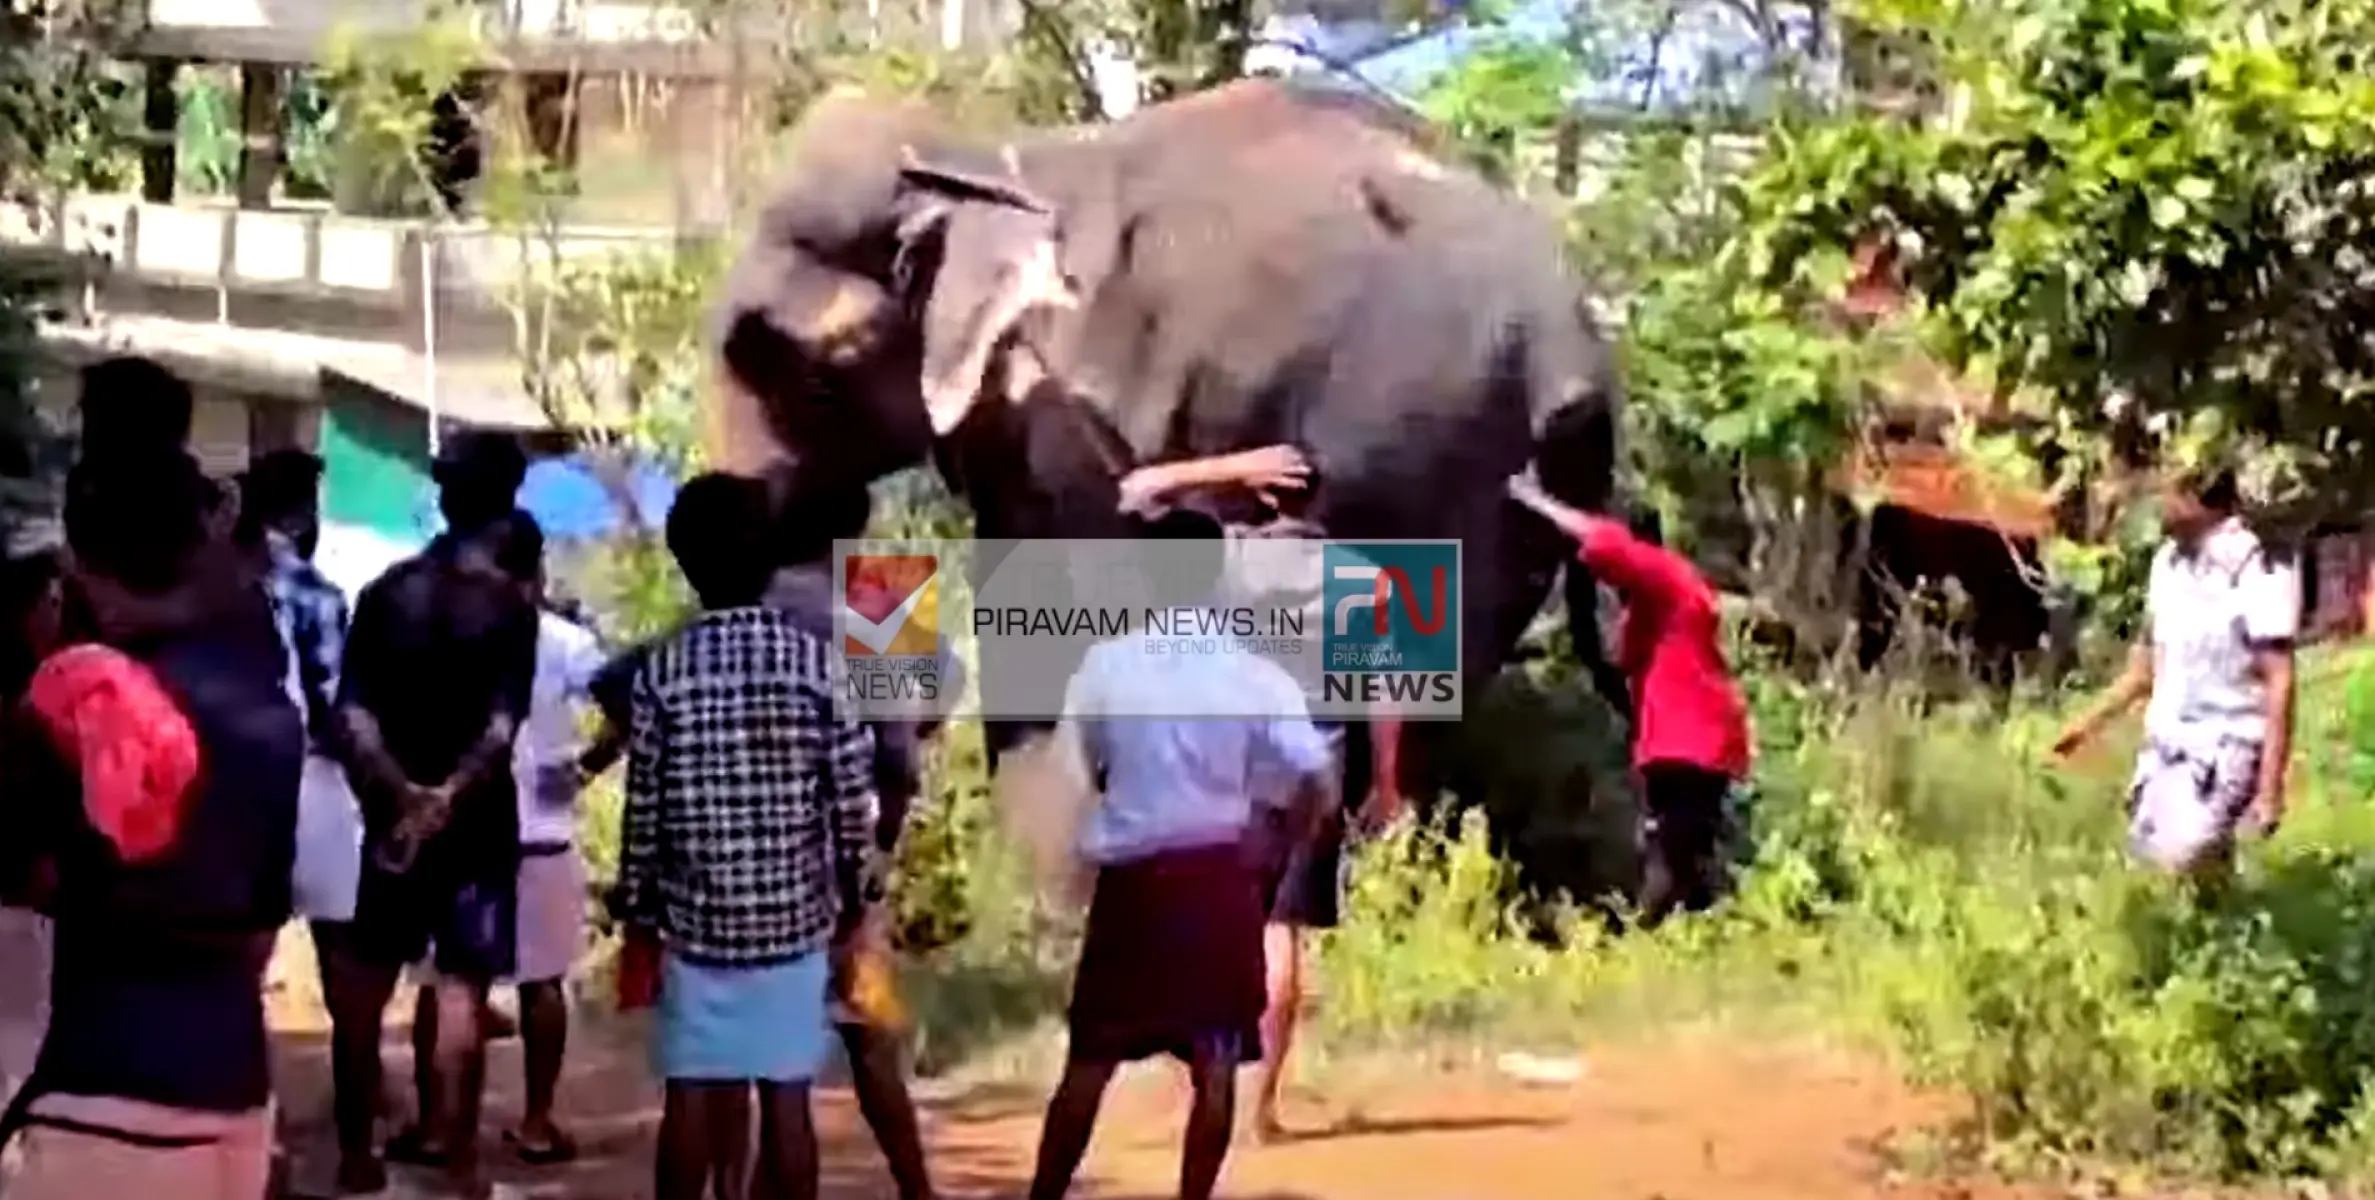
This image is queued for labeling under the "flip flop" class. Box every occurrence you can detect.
[504,1127,579,1166]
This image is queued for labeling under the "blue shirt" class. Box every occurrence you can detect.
[1067,637,1335,865]
[263,531,349,750]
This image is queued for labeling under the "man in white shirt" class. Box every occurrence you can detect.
[2053,466,2299,878]
[506,599,608,1162]
[1030,509,1339,1200]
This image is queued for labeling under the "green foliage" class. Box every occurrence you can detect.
[318,8,490,217]
[1420,35,1577,181]
[0,2,137,547]
[1015,0,1254,119]
[345,5,2375,1191]
[1730,0,2375,524]
[1420,2,1881,640]
[173,68,240,197]
[0,254,71,552]
[797,43,1084,130]
[794,615,2375,1187]
[278,72,338,201]
[511,243,723,485]
[0,1,143,195]
[1323,644,2375,1184]
[1428,0,2375,653]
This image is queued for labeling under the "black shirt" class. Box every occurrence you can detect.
[338,540,538,878]
[30,622,301,1114]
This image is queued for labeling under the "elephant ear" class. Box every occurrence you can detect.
[896,146,1080,435]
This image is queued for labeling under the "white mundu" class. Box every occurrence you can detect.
[516,611,607,848]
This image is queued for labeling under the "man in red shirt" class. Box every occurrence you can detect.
[1511,477,1751,927]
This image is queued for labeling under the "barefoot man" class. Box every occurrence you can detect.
[1027,508,1339,1200]
[2051,465,2297,881]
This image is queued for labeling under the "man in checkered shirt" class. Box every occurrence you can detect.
[612,471,879,1200]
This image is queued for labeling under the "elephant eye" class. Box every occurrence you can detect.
[891,220,948,309]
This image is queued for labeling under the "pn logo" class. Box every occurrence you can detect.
[1322,541,1460,674]
[841,554,940,658]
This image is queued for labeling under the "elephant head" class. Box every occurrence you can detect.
[713,93,1088,485]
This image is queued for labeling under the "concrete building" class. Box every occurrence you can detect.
[8,0,956,560]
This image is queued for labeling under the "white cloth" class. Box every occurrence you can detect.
[511,846,589,985]
[270,560,363,923]
[2143,518,2300,745]
[2128,731,2262,871]
[291,755,365,922]
[269,584,306,715]
[515,613,606,847]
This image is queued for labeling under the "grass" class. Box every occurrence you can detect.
[568,494,2375,1188]
[806,637,2375,1190]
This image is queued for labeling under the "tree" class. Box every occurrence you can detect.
[1426,0,2375,658]
[0,1,141,550]
[1680,0,2375,654]
[1418,0,1868,647]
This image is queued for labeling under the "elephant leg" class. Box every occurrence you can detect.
[1534,399,1628,714]
[1565,562,1629,716]
[1390,495,1562,817]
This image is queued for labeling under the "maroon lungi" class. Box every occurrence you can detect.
[1067,842,1267,1064]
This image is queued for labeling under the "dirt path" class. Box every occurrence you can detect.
[270,1000,2037,1200]
[0,927,2032,1199]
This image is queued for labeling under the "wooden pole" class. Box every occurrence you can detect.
[139,58,181,205]
[235,62,285,210]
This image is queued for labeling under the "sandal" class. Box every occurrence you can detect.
[504,1126,579,1166]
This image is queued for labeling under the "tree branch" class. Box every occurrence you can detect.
[1014,0,1104,122]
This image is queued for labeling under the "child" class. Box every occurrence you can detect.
[756,474,949,1200]
[612,473,881,1200]
[1027,508,1339,1200]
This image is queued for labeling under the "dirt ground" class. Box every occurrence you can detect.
[263,927,2039,1200]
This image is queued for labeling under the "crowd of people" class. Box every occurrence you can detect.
[0,348,2292,1200]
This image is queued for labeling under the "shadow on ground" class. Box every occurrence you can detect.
[271,1010,1058,1200]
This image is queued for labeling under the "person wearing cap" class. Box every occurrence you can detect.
[2052,465,2298,880]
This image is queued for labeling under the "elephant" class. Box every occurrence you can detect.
[709,77,1625,798]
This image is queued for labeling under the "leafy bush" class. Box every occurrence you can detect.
[1301,643,2375,1186]
[877,634,2375,1185]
